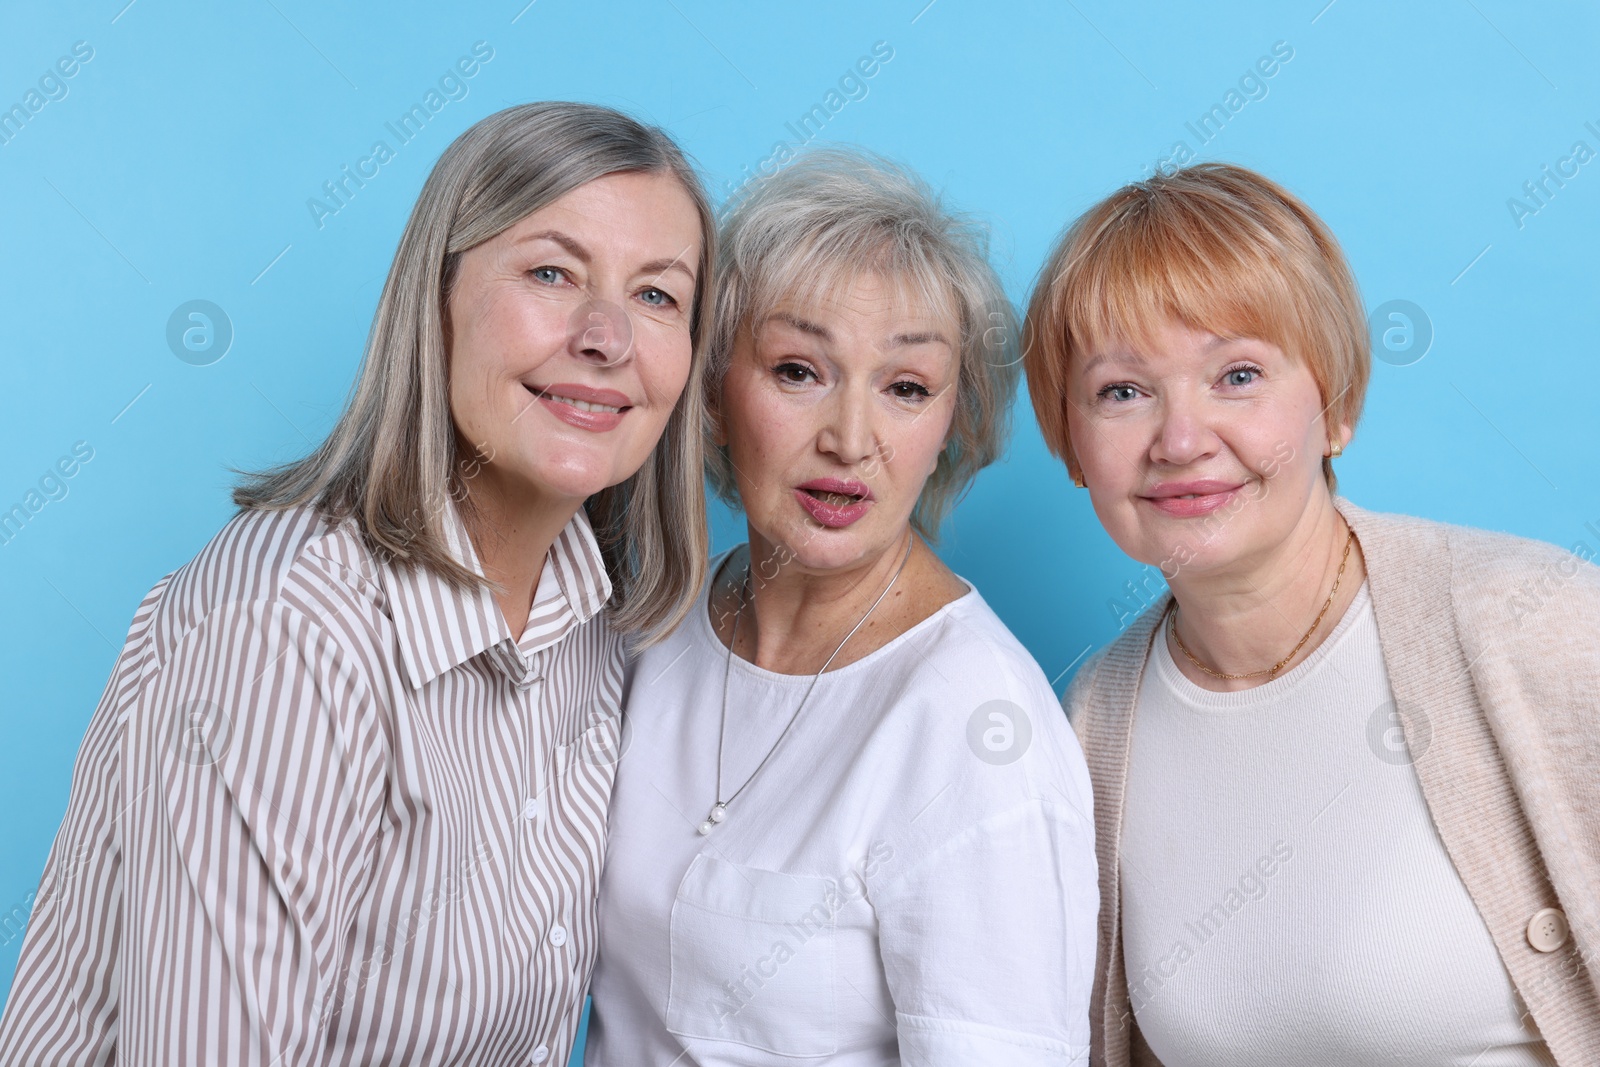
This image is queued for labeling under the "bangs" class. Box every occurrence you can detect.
[742,229,965,344]
[1063,186,1305,363]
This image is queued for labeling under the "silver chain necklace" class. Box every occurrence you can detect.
[698,537,913,836]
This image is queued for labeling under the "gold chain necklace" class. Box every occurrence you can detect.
[1169,527,1356,682]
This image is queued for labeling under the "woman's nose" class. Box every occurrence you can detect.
[817,387,878,466]
[1149,397,1215,467]
[566,297,634,368]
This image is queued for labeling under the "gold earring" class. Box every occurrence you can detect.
[1072,471,1087,488]
[1329,441,1343,458]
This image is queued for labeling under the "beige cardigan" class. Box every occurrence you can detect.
[1064,499,1600,1065]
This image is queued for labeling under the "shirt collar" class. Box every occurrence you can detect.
[381,496,613,691]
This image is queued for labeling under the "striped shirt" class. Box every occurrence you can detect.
[0,497,625,1066]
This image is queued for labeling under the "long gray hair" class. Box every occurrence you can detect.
[233,102,715,644]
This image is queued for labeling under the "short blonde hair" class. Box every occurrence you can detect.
[708,147,1019,538]
[233,102,714,645]
[1023,162,1368,489]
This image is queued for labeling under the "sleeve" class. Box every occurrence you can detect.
[0,577,171,1066]
[0,597,388,1067]
[1450,530,1600,1008]
[874,796,1099,1065]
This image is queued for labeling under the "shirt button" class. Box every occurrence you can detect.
[521,797,540,821]
[549,924,568,948]
[530,1045,549,1064]
[1527,907,1570,952]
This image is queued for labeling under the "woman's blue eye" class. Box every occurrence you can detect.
[1099,384,1139,402]
[639,287,675,307]
[529,266,563,284]
[1224,367,1259,386]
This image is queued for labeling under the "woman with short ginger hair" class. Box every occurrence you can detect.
[1027,162,1600,1065]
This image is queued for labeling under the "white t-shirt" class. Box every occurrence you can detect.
[1121,582,1555,1066]
[586,550,1098,1066]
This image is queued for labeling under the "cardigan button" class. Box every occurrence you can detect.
[1526,908,1569,953]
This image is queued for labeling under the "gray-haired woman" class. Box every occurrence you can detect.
[586,149,1099,1065]
[0,102,713,1066]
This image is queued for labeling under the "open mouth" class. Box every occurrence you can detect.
[802,488,865,507]
[794,480,874,529]
[527,385,628,415]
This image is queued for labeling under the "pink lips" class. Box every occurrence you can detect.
[526,381,632,433]
[794,478,874,528]
[1140,479,1247,518]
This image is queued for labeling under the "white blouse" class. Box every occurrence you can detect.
[586,550,1098,1065]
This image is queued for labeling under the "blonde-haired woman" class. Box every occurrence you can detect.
[1025,162,1599,1065]
[587,148,1098,1066]
[0,102,713,1066]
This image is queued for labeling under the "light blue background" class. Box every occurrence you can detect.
[3,1,1596,1060]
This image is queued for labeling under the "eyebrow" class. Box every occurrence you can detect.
[1079,333,1239,375]
[640,255,697,285]
[1079,350,1146,375]
[514,229,697,285]
[889,330,951,348]
[762,313,950,348]
[765,312,831,340]
[516,229,588,261]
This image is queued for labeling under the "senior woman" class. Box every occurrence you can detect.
[0,103,713,1065]
[585,149,1099,1065]
[1024,162,1600,1066]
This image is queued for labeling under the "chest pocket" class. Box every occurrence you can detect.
[665,852,839,1057]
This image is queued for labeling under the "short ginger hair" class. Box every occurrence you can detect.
[1022,162,1369,489]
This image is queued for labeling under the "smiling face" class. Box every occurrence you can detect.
[1069,316,1350,579]
[446,169,702,512]
[717,272,959,575]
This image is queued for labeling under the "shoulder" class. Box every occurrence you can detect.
[58,507,394,779]
[882,588,1091,792]
[1342,497,1581,565]
[1339,497,1600,629]
[1444,518,1600,599]
[904,590,1060,709]
[118,511,394,770]
[860,589,1099,884]
[141,503,390,674]
[1060,599,1166,742]
[1061,644,1112,727]
[1447,522,1600,652]
[1339,496,1595,580]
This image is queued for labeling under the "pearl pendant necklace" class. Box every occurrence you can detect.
[696,803,727,836]
[698,538,912,836]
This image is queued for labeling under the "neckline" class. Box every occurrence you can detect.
[693,546,979,685]
[1149,580,1374,710]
